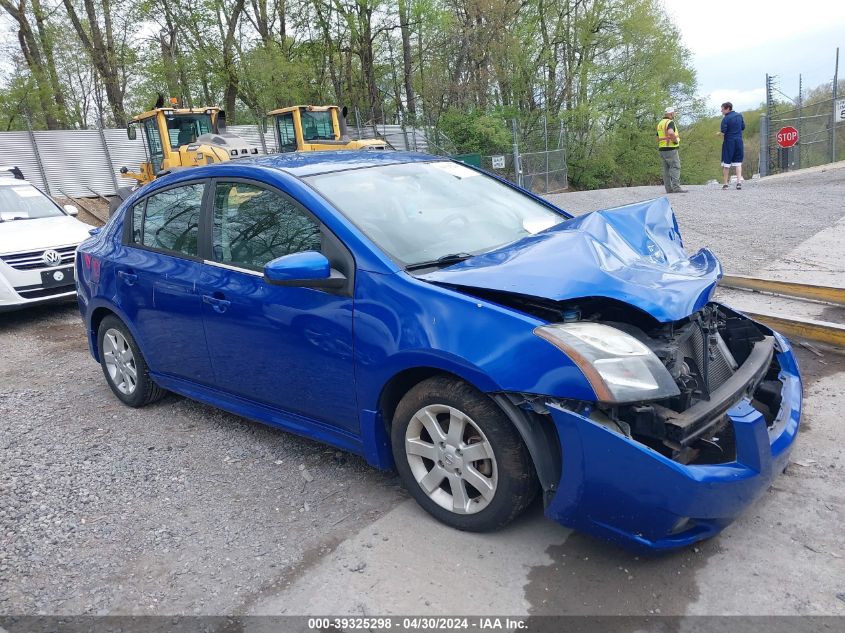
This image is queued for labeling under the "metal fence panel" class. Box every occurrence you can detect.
[0,132,48,192]
[104,128,148,193]
[351,124,430,152]
[1,123,568,198]
[482,148,567,194]
[520,148,568,194]
[227,124,275,154]
[31,130,117,198]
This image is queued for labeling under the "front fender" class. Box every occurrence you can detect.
[353,270,597,470]
[353,270,597,413]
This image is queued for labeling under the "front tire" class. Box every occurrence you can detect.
[391,376,537,531]
[97,315,166,407]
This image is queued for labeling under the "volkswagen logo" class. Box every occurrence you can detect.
[42,249,62,267]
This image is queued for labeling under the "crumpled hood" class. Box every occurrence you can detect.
[419,197,722,323]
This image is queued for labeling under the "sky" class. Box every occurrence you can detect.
[664,0,845,114]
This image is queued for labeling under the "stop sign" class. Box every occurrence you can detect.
[777,126,799,148]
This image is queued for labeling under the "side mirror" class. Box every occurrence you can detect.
[218,110,227,132]
[263,251,346,289]
[127,124,136,140]
[341,106,348,119]
[63,204,79,216]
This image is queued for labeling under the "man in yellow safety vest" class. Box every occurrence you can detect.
[657,106,687,193]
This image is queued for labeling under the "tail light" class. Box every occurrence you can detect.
[80,252,101,285]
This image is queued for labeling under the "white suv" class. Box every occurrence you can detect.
[0,168,93,311]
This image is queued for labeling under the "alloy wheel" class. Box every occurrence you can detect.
[404,404,498,514]
[102,328,138,395]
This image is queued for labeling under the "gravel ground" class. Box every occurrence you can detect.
[2,165,844,616]
[0,304,405,615]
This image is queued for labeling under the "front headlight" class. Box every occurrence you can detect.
[534,322,680,403]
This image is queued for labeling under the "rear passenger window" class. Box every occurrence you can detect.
[140,184,204,257]
[212,182,321,271]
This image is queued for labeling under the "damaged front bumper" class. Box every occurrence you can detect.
[541,332,801,552]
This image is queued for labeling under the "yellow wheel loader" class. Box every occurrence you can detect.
[267,105,388,152]
[111,97,259,214]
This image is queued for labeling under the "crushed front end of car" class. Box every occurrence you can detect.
[522,302,801,551]
[422,196,802,551]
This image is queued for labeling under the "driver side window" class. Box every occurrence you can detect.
[212,182,321,271]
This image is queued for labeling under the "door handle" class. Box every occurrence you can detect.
[202,294,231,314]
[118,270,138,286]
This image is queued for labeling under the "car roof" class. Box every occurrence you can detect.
[247,150,444,177]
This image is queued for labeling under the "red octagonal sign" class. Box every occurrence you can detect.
[777,126,799,148]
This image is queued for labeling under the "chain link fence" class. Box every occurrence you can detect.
[761,52,843,175]
[479,149,568,194]
[476,118,568,194]
[762,96,845,174]
[519,149,568,194]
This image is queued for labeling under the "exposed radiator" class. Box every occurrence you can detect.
[681,326,737,392]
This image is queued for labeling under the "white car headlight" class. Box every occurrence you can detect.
[534,322,680,403]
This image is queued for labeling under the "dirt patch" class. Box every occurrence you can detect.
[818,304,845,326]
[55,196,109,227]
[34,318,88,352]
[793,341,845,386]
[0,300,78,334]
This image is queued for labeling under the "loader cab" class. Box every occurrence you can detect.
[270,105,342,153]
[267,105,387,153]
[124,107,228,184]
[129,108,222,156]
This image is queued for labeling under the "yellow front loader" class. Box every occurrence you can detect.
[111,99,259,214]
[267,105,388,152]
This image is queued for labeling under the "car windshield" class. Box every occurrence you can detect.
[306,161,566,267]
[0,184,63,221]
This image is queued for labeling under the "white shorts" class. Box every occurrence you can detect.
[721,162,743,168]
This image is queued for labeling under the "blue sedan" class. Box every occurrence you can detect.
[75,152,801,551]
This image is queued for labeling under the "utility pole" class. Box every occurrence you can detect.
[798,74,802,169]
[766,74,775,173]
[833,47,840,163]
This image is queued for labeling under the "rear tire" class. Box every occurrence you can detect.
[391,375,537,531]
[97,315,166,407]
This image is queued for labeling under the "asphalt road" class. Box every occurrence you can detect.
[2,165,844,617]
[546,163,845,277]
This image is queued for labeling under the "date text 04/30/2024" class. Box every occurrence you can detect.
[306,617,528,630]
